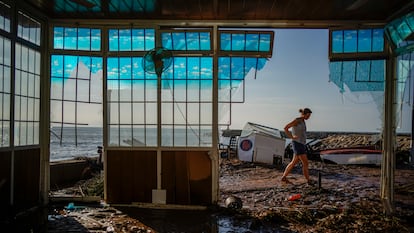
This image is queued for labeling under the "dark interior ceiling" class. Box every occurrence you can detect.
[20,0,414,26]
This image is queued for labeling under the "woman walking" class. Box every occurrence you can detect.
[281,108,313,185]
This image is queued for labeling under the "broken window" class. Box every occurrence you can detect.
[50,26,273,148]
[218,30,273,126]
[385,12,414,55]
[50,26,103,159]
[329,28,387,123]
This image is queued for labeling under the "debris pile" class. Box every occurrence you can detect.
[48,205,155,233]
[313,134,380,150]
[258,196,411,233]
[310,133,411,152]
[47,133,414,232]
[219,159,414,233]
[50,172,104,198]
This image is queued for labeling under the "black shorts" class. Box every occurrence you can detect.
[292,141,306,155]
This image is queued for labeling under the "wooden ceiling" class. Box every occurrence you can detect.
[19,0,414,26]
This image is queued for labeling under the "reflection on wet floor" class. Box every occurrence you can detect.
[115,206,293,233]
[48,204,294,233]
[48,158,414,232]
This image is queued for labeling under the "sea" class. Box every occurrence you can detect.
[50,127,103,161]
[50,126,213,161]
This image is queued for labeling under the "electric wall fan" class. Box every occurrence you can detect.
[142,47,173,77]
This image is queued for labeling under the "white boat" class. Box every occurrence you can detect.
[237,122,286,165]
[320,148,382,165]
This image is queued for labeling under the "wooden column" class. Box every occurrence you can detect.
[381,49,396,215]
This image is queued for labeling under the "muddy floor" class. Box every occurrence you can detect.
[47,158,414,233]
[218,158,414,232]
[47,133,414,232]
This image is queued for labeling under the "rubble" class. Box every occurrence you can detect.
[48,133,414,232]
[48,206,155,233]
[219,158,414,233]
[309,133,411,152]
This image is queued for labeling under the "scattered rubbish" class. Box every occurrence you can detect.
[288,194,301,201]
[106,225,115,232]
[220,157,414,232]
[65,202,86,211]
[396,182,414,194]
[318,171,322,189]
[100,200,110,208]
[321,204,339,213]
[225,196,243,209]
[47,133,413,233]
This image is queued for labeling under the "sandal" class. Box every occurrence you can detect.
[281,177,293,184]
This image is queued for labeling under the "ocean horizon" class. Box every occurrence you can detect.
[50,126,213,161]
[50,126,103,161]
[49,126,410,161]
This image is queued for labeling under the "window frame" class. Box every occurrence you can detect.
[329,27,389,62]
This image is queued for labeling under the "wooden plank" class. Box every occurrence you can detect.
[161,151,176,203]
[187,151,212,204]
[106,150,157,204]
[0,151,11,208]
[174,152,190,204]
[14,148,41,211]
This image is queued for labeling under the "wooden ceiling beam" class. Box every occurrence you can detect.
[18,0,414,22]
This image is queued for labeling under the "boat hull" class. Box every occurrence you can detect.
[320,148,382,165]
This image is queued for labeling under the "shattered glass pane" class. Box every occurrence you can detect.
[396,52,414,127]
[329,60,385,93]
[385,12,414,54]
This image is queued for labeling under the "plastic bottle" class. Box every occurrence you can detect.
[288,193,301,201]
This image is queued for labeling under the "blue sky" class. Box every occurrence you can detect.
[229,29,412,133]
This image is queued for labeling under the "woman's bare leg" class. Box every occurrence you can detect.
[298,154,309,181]
[282,155,300,178]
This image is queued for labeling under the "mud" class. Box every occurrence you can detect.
[47,158,414,233]
[219,159,414,232]
[47,133,414,233]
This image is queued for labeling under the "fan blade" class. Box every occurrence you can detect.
[142,47,173,74]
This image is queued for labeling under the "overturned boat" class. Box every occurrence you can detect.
[237,122,286,165]
[320,148,382,165]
